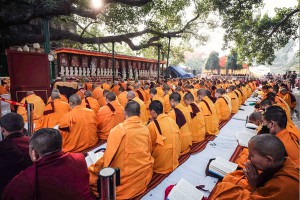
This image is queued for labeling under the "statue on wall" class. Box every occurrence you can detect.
[91,67,96,76]
[83,68,86,76]
[69,67,74,76]
[74,67,78,76]
[100,68,104,76]
[135,69,138,80]
[65,67,69,77]
[87,68,91,76]
[122,68,126,79]
[79,67,83,76]
[97,68,100,76]
[60,66,65,77]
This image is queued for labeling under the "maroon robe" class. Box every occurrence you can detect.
[0,132,32,194]
[2,151,92,200]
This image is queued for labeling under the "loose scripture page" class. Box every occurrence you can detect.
[167,178,204,200]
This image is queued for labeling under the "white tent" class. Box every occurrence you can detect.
[249,66,270,77]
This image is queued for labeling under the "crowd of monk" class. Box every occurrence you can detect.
[0,77,299,199]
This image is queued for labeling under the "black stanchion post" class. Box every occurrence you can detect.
[26,103,34,137]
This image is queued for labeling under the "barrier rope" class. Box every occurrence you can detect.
[0,97,26,107]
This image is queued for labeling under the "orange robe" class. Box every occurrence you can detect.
[81,96,100,115]
[163,93,171,113]
[187,103,206,143]
[215,97,231,121]
[282,93,296,110]
[84,82,93,91]
[133,97,148,125]
[168,103,192,154]
[47,94,68,104]
[35,99,70,130]
[92,86,106,107]
[135,88,147,103]
[59,105,98,153]
[96,100,125,140]
[144,88,151,102]
[89,116,154,199]
[276,129,299,165]
[117,91,128,108]
[111,84,120,95]
[75,90,84,99]
[156,87,164,97]
[198,96,219,135]
[147,114,181,174]
[211,157,299,200]
[102,83,111,91]
[228,91,239,113]
[17,94,45,121]
[0,85,8,94]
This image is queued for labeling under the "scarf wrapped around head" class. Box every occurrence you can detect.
[173,107,186,128]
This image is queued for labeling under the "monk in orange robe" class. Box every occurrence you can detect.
[17,91,45,122]
[97,92,125,140]
[236,85,245,104]
[211,134,299,200]
[0,84,8,95]
[117,86,128,108]
[127,91,148,125]
[111,81,120,95]
[163,85,172,113]
[280,88,297,110]
[92,84,106,107]
[89,101,153,199]
[197,89,219,135]
[148,100,181,174]
[59,94,98,153]
[84,81,93,91]
[215,88,231,121]
[227,85,239,113]
[81,90,100,115]
[36,92,70,130]
[144,84,151,102]
[134,83,147,103]
[150,88,164,106]
[46,88,68,103]
[156,83,164,97]
[183,92,206,143]
[168,92,192,155]
[102,80,111,91]
[75,84,85,99]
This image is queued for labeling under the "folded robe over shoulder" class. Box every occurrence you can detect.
[198,96,219,135]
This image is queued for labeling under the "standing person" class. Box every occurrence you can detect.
[59,94,98,153]
[0,113,32,194]
[2,128,92,200]
[89,101,153,199]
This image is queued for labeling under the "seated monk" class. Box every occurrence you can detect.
[36,92,70,130]
[280,88,297,111]
[127,91,148,125]
[226,85,239,113]
[0,113,32,193]
[211,134,299,200]
[134,83,147,103]
[110,81,120,95]
[175,86,185,105]
[97,92,125,140]
[117,86,128,108]
[81,90,100,115]
[147,100,180,174]
[91,84,106,107]
[59,94,98,153]
[2,128,92,200]
[183,92,206,143]
[197,89,219,135]
[214,88,231,121]
[89,101,153,199]
[17,91,46,122]
[75,84,85,100]
[168,92,192,155]
[162,85,172,114]
[102,80,111,91]
[46,89,68,103]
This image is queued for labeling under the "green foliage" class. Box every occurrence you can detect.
[225,51,237,70]
[205,51,220,71]
[211,0,299,65]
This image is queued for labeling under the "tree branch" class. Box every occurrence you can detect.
[268,8,300,37]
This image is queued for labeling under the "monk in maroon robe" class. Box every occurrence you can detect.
[2,128,92,200]
[0,113,32,194]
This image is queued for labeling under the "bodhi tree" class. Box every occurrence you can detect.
[210,0,299,65]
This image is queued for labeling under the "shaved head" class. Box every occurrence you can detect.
[249,134,287,163]
[169,92,181,103]
[51,92,60,100]
[197,89,207,97]
[126,91,136,100]
[125,101,140,117]
[183,92,194,101]
[106,92,116,102]
[69,94,82,106]
[84,90,92,97]
[249,112,262,122]
[263,106,287,129]
[26,91,34,96]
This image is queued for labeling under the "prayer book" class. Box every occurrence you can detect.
[167,178,204,200]
[208,157,238,178]
[235,128,257,147]
[85,151,104,167]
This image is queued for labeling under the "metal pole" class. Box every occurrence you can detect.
[166,37,171,68]
[26,103,34,137]
[43,18,53,82]
[157,45,161,82]
[112,42,115,82]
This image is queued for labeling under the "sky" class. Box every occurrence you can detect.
[193,0,299,57]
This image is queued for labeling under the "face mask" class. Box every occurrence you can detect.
[260,125,270,134]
